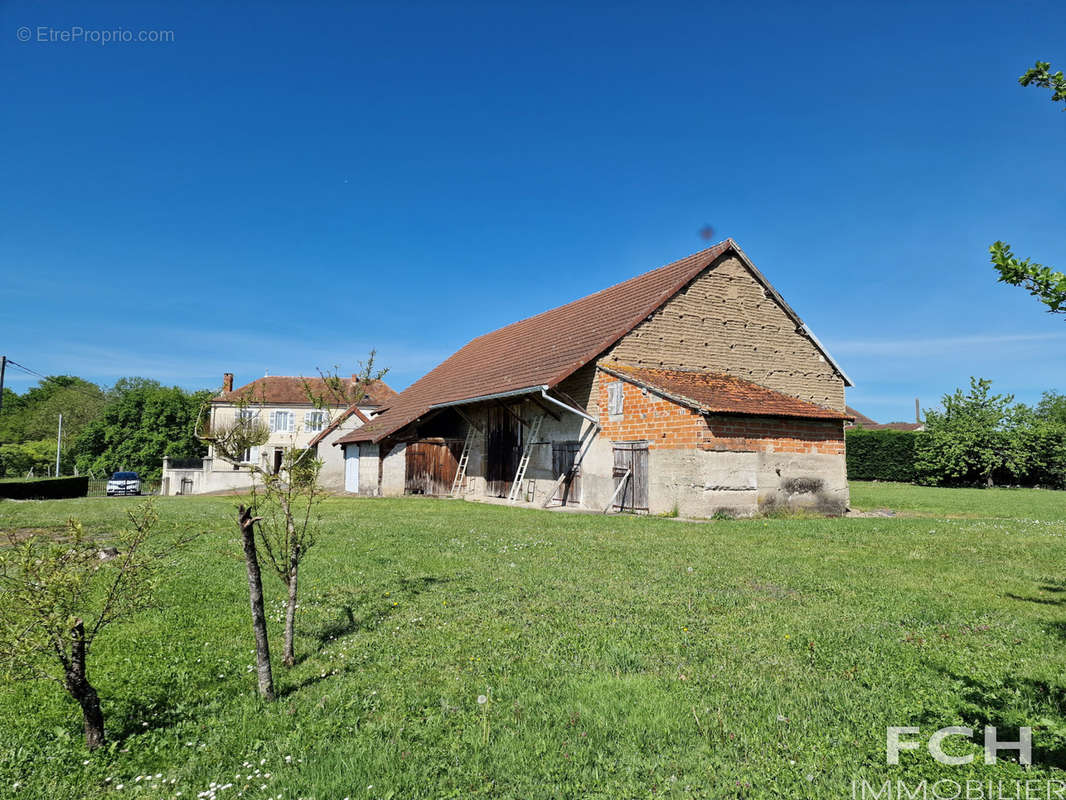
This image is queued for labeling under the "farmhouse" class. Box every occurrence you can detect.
[161,373,398,495]
[337,239,853,516]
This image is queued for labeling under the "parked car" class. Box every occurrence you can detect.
[106,471,141,496]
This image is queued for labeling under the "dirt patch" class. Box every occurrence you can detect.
[0,526,71,545]
[845,507,897,518]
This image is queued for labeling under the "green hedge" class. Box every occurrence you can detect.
[846,429,919,482]
[0,476,89,500]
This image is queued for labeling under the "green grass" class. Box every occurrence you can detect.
[850,480,1066,520]
[1,485,1064,799]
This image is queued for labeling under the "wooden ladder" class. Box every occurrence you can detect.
[450,426,477,497]
[507,414,544,502]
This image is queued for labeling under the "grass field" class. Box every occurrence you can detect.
[1,483,1064,799]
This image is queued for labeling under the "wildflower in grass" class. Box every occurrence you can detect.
[478,692,491,744]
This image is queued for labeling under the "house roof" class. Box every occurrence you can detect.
[601,363,851,421]
[846,406,879,427]
[211,376,399,408]
[338,239,850,445]
[308,403,371,448]
[845,406,923,431]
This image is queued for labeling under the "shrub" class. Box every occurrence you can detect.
[846,429,918,482]
[915,378,1066,488]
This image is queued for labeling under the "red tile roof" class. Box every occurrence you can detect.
[211,376,399,408]
[602,364,851,420]
[846,406,879,427]
[845,406,923,431]
[338,239,849,444]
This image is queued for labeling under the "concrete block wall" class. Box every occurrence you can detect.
[380,442,407,496]
[357,443,380,495]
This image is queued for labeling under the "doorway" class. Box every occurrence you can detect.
[612,441,649,512]
[485,406,521,497]
[344,445,360,493]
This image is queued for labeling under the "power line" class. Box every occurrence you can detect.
[4,359,109,403]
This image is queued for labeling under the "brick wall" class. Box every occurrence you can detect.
[598,373,844,455]
[605,254,846,412]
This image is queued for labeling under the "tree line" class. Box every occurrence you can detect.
[848,381,1066,489]
[0,376,209,479]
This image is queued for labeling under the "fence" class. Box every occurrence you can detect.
[86,479,163,498]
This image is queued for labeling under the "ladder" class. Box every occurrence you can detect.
[450,426,477,497]
[507,414,544,502]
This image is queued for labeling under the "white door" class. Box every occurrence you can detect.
[344,445,360,493]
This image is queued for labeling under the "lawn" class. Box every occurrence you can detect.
[0,484,1064,799]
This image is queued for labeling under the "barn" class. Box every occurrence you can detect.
[336,239,853,516]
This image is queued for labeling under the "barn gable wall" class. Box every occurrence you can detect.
[603,254,845,412]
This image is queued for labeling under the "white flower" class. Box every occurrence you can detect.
[477,694,488,705]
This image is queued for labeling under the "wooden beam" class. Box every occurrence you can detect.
[453,406,484,433]
[529,394,561,421]
[495,400,532,429]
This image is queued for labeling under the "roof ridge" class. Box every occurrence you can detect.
[462,240,733,347]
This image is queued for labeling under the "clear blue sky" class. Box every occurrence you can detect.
[2,0,1063,423]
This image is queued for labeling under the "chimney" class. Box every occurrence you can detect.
[915,397,920,424]
[223,373,234,393]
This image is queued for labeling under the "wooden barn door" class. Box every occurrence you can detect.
[552,441,582,506]
[612,441,649,512]
[405,439,462,495]
[485,406,521,498]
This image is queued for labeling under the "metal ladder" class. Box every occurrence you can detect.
[450,427,477,497]
[507,414,544,502]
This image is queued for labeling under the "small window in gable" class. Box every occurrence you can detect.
[607,381,624,417]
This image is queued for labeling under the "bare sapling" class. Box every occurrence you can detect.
[200,353,387,675]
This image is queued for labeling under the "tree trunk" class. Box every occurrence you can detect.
[282,556,298,667]
[65,618,105,750]
[239,505,274,700]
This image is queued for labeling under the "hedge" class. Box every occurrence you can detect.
[0,476,89,500]
[846,429,919,482]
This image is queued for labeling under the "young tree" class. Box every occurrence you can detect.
[0,502,188,749]
[990,61,1065,316]
[201,405,276,698]
[253,450,325,667]
[201,354,387,682]
[914,378,1020,487]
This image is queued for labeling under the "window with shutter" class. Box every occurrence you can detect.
[269,410,294,433]
[607,381,624,418]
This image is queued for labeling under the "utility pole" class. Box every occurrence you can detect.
[55,413,63,477]
[0,355,6,417]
